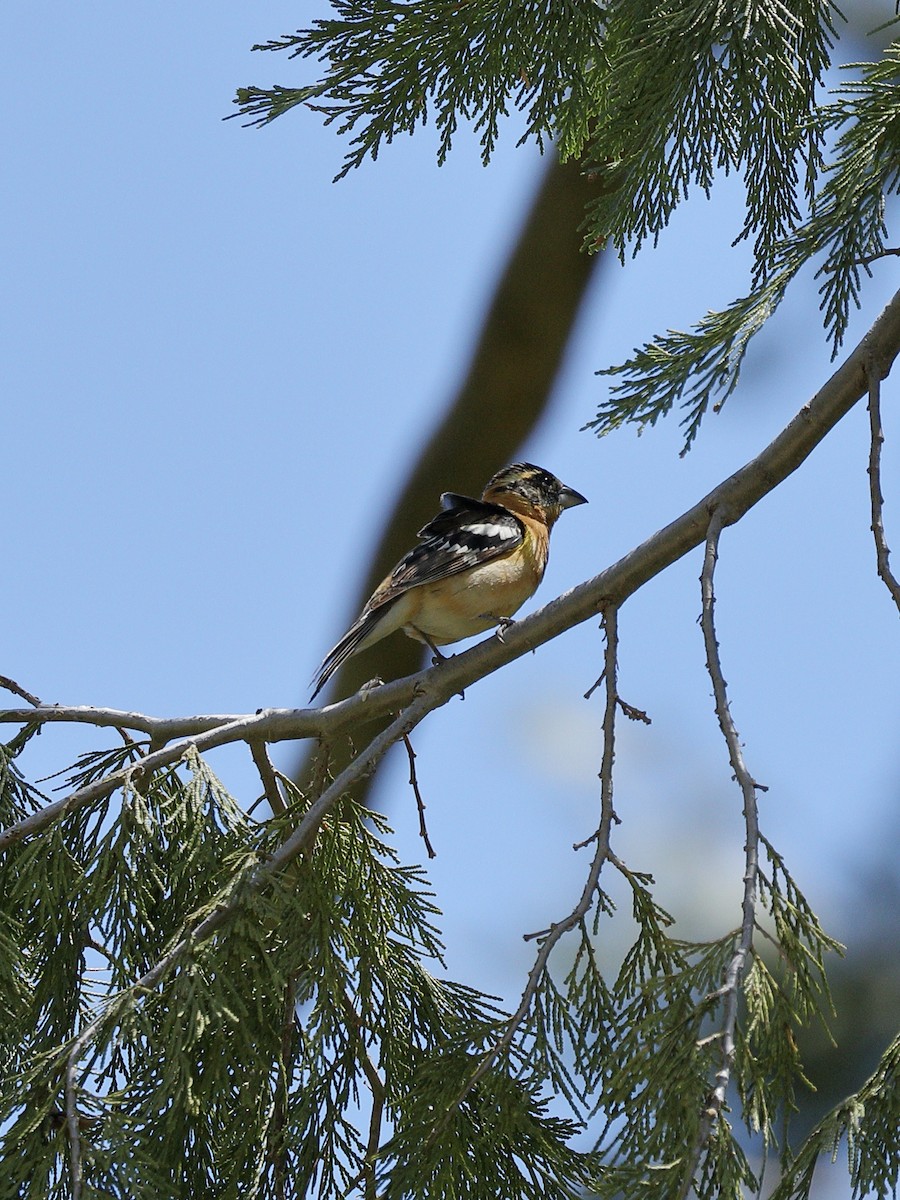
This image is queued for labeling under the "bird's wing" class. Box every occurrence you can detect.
[366,493,524,611]
[311,496,525,699]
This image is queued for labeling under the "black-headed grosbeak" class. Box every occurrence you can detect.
[311,463,587,700]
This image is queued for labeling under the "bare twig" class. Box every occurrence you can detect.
[865,355,900,614]
[855,246,900,268]
[446,605,621,1110]
[0,675,42,707]
[0,704,251,739]
[617,696,651,724]
[65,1043,85,1199]
[251,740,286,816]
[583,669,605,700]
[587,677,650,725]
[291,739,334,848]
[362,1058,385,1200]
[402,733,436,859]
[677,507,763,1200]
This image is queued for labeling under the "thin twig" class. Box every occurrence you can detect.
[0,675,42,707]
[583,669,605,700]
[442,605,621,1117]
[250,740,286,816]
[65,1043,84,1199]
[0,705,250,738]
[866,354,900,614]
[854,246,900,268]
[677,508,762,1200]
[617,696,651,724]
[402,732,436,859]
[292,740,333,848]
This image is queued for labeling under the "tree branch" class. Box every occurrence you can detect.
[251,740,287,816]
[402,732,436,860]
[0,675,42,707]
[865,354,900,614]
[4,286,900,861]
[449,604,620,1107]
[677,507,763,1198]
[0,705,247,740]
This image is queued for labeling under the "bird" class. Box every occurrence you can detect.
[310,462,588,701]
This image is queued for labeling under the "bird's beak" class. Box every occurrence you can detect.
[559,484,588,509]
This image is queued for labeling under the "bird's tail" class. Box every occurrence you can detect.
[310,609,385,702]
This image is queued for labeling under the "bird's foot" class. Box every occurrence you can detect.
[422,635,448,667]
[493,616,516,643]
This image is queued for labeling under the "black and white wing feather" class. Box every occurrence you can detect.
[377,493,524,603]
[310,493,523,699]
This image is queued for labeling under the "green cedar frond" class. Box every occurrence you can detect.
[378,1048,596,1199]
[231,0,836,258]
[767,1033,900,1200]
[588,268,794,452]
[0,723,884,1199]
[225,2,900,451]
[591,42,900,446]
[757,834,844,1023]
[729,837,844,1154]
[811,45,900,351]
[233,0,607,176]
[581,0,835,261]
[1,729,52,818]
[54,740,147,792]
[230,2,870,445]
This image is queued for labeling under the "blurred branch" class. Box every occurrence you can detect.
[296,150,607,791]
[4,284,900,857]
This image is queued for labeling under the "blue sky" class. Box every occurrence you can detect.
[3,5,899,1166]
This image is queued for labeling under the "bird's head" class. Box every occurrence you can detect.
[481,462,588,526]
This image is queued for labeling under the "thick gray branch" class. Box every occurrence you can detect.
[2,286,900,855]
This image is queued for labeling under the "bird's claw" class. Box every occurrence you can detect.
[359,676,384,700]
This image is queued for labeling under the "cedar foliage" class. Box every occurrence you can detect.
[3,3,900,1198]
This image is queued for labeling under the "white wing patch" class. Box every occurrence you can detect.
[463,521,519,541]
